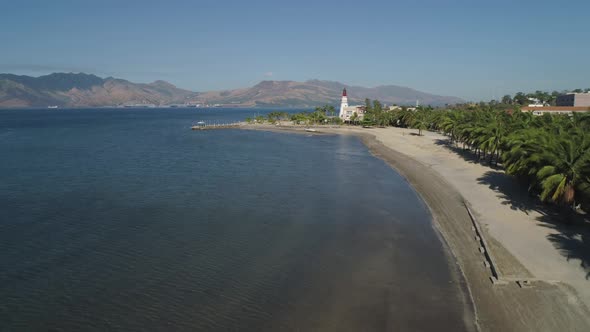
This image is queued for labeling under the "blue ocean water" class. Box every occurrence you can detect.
[0,108,470,331]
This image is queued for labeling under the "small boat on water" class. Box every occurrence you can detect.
[47,105,58,109]
[196,121,205,125]
[305,128,317,132]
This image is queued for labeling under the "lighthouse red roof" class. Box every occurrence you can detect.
[342,88,347,97]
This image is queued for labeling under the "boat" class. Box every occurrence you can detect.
[47,105,58,109]
[197,121,205,125]
[305,128,317,132]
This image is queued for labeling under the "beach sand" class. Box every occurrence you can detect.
[242,123,590,331]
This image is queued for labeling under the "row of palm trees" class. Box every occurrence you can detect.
[245,107,342,126]
[392,107,590,212]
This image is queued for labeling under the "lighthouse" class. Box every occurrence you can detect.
[338,88,364,121]
[339,88,348,118]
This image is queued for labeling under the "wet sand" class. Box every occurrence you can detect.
[242,123,590,331]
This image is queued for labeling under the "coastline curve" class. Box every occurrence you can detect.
[241,123,590,331]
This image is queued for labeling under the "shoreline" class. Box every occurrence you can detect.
[240,123,590,331]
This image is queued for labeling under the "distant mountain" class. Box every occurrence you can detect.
[191,79,464,107]
[0,73,197,108]
[0,73,463,108]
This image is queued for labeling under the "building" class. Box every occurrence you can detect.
[556,93,590,107]
[521,106,590,116]
[527,97,545,107]
[338,88,365,121]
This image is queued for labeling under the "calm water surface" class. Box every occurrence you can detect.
[0,108,471,331]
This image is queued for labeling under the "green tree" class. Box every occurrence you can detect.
[364,98,373,114]
[514,92,528,105]
[409,110,429,136]
[534,129,590,209]
[326,105,336,117]
[350,112,359,125]
[291,112,310,125]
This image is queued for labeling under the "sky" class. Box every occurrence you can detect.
[1,0,589,101]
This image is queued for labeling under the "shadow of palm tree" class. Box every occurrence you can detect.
[476,170,545,215]
[436,136,590,280]
[478,169,590,279]
[434,138,502,169]
[537,212,590,280]
[434,138,480,164]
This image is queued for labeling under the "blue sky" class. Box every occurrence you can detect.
[1,0,588,100]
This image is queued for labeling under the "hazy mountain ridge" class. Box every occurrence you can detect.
[186,79,464,107]
[0,73,464,108]
[0,73,197,107]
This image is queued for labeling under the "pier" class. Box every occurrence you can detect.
[191,121,243,130]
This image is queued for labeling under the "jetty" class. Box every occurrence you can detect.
[191,121,243,130]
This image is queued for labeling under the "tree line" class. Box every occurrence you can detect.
[454,88,590,109]
[245,105,343,126]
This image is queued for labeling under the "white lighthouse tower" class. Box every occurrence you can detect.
[339,88,348,119]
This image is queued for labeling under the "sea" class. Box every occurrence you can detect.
[0,108,471,331]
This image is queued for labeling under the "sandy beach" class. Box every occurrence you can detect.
[243,123,590,331]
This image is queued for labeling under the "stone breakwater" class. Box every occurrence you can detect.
[191,122,243,130]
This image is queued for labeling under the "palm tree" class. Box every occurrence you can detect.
[326,105,336,117]
[503,129,544,182]
[534,129,590,209]
[376,110,391,127]
[410,110,429,136]
[478,112,508,164]
[398,109,415,128]
[437,111,463,145]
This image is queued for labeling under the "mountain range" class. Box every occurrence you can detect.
[0,73,464,108]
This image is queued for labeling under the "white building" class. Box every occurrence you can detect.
[527,97,545,107]
[521,106,590,116]
[338,88,365,121]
